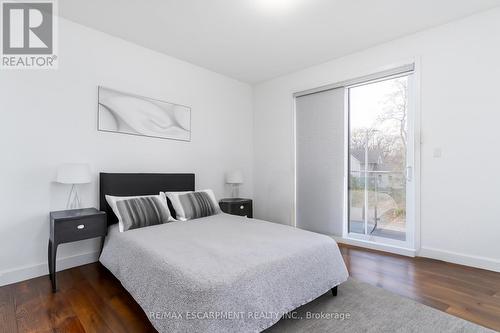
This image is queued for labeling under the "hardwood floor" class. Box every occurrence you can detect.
[1,245,499,333]
[0,263,156,333]
[340,244,500,332]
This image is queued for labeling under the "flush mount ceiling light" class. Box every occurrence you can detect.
[254,0,302,13]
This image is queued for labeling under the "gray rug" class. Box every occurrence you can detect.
[266,278,495,332]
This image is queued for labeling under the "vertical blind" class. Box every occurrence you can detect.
[295,87,345,236]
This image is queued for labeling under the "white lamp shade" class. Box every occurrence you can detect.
[56,163,92,184]
[225,170,244,184]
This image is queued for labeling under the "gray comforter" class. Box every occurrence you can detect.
[100,213,349,333]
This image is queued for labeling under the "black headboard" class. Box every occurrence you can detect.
[99,173,195,226]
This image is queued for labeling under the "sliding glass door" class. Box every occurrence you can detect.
[294,65,416,251]
[347,73,414,248]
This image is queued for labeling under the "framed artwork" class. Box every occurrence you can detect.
[98,86,191,141]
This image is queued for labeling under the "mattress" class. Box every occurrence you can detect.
[99,213,349,333]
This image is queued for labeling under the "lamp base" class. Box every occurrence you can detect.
[66,184,82,209]
[231,184,240,198]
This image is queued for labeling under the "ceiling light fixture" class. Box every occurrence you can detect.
[255,0,302,13]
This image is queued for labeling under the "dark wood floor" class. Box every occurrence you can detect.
[341,244,500,331]
[1,244,499,333]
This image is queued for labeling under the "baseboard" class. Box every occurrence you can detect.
[419,247,500,273]
[332,236,417,257]
[0,251,100,287]
[334,236,500,273]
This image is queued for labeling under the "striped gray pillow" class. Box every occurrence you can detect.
[116,196,171,231]
[178,191,219,220]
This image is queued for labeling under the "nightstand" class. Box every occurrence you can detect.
[219,198,253,218]
[48,208,107,292]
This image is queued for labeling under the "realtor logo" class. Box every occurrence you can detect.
[1,0,58,69]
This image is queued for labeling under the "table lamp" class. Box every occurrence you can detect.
[56,163,91,209]
[225,170,243,198]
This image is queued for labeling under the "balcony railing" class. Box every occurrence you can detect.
[349,170,405,240]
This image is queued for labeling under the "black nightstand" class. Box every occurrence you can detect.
[48,208,107,292]
[219,198,253,218]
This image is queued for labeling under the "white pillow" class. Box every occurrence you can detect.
[105,194,172,232]
[162,189,220,221]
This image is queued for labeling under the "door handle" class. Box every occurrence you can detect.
[406,166,413,182]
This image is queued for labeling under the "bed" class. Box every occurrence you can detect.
[98,173,349,333]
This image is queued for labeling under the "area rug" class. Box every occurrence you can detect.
[266,278,495,332]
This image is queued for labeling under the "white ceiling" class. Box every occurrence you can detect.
[59,0,500,83]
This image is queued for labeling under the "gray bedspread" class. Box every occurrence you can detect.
[99,213,349,333]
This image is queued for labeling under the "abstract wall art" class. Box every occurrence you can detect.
[98,86,191,141]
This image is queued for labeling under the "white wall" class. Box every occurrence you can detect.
[0,18,253,285]
[253,8,500,271]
